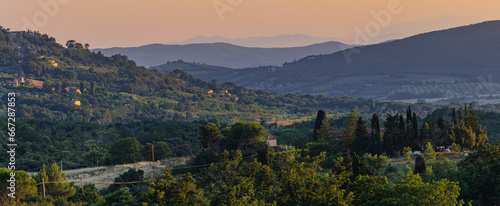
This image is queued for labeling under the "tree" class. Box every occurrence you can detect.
[419,120,430,149]
[83,149,104,166]
[313,110,330,141]
[142,143,155,161]
[69,184,103,204]
[155,141,171,160]
[66,40,76,49]
[353,117,369,154]
[431,116,449,148]
[220,121,266,155]
[34,163,76,199]
[108,169,145,193]
[399,114,411,148]
[198,123,223,150]
[54,82,61,93]
[414,155,426,174]
[446,145,500,205]
[257,143,271,166]
[104,188,132,204]
[0,168,37,202]
[424,142,436,160]
[343,110,358,146]
[347,175,388,206]
[412,112,419,146]
[402,146,412,161]
[90,81,95,95]
[368,113,382,154]
[108,137,142,164]
[383,113,400,156]
[148,171,209,205]
[61,80,68,93]
[79,81,85,94]
[364,172,461,205]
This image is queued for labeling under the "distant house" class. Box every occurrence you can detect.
[49,60,58,67]
[72,99,81,106]
[10,80,19,86]
[265,133,285,152]
[208,90,214,94]
[66,87,82,94]
[265,133,277,147]
[9,77,24,86]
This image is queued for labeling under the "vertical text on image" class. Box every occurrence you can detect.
[6,92,17,198]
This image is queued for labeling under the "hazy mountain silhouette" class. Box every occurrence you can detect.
[93,41,352,68]
[154,20,500,100]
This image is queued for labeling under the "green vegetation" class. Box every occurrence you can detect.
[0,28,441,125]
[1,109,498,205]
[0,26,499,205]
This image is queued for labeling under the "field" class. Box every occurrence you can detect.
[28,157,191,189]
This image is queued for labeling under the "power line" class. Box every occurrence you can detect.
[36,179,151,186]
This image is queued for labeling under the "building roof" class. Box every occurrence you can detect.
[265,133,277,140]
[271,146,285,152]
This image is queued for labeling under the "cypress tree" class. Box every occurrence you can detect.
[313,110,330,141]
[383,113,399,156]
[353,117,369,154]
[343,110,358,146]
[79,81,85,94]
[420,120,431,150]
[406,106,412,125]
[399,114,408,148]
[369,113,382,154]
[414,154,426,174]
[412,112,419,147]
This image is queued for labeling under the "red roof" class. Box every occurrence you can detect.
[271,146,285,152]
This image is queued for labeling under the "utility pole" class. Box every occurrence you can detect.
[152,145,155,162]
[42,178,46,198]
[81,177,84,195]
[60,160,63,171]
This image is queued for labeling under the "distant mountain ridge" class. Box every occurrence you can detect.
[168,15,483,47]
[153,20,500,101]
[167,34,339,48]
[93,41,352,68]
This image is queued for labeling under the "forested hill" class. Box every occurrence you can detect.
[0,27,438,124]
[154,21,500,100]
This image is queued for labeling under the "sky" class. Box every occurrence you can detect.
[1,0,499,48]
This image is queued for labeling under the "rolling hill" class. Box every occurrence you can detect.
[154,20,500,101]
[93,41,352,68]
[0,27,435,125]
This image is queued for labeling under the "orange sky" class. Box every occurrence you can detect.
[1,0,499,48]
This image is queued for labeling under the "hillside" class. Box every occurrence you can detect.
[0,27,440,125]
[156,21,500,101]
[93,41,352,68]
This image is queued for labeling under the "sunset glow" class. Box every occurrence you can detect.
[1,0,499,48]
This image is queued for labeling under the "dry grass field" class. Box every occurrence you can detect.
[28,157,191,189]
